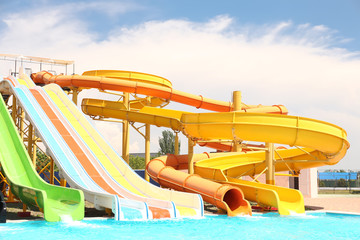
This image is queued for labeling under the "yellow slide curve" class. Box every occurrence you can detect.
[81,97,349,215]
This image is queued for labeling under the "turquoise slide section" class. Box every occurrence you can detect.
[0,91,84,222]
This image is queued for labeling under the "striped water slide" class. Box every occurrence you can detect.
[43,83,204,218]
[31,85,175,219]
[7,77,148,220]
[0,78,83,221]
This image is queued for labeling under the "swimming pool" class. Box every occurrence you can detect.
[1,212,360,240]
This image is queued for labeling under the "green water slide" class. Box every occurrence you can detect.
[0,95,84,222]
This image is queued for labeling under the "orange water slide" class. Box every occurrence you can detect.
[31,70,287,114]
[146,153,251,216]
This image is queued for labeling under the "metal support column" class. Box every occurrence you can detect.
[188,139,195,174]
[11,97,16,122]
[60,179,67,187]
[232,91,241,152]
[32,138,37,167]
[175,132,179,155]
[20,109,24,140]
[50,157,54,185]
[265,142,275,185]
[72,87,79,104]
[144,124,150,182]
[27,124,34,167]
[8,97,17,202]
[122,93,130,164]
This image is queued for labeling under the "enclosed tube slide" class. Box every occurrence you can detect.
[146,154,251,216]
[146,153,305,215]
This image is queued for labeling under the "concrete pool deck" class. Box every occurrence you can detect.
[304,194,360,213]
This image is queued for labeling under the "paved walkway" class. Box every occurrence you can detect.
[304,195,360,213]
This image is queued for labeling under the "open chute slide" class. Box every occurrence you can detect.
[0,73,203,221]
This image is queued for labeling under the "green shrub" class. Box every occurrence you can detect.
[129,155,145,169]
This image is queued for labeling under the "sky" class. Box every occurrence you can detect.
[0,0,359,170]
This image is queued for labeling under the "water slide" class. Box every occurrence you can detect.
[140,107,348,214]
[77,71,349,215]
[32,70,287,114]
[31,70,263,216]
[28,73,204,218]
[0,78,84,222]
[80,101,306,214]
[17,74,202,219]
[185,112,349,214]
[31,70,349,215]
[43,84,202,218]
[3,75,159,220]
[81,98,349,215]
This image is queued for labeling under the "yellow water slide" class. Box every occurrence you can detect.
[82,100,349,215]
[184,111,348,214]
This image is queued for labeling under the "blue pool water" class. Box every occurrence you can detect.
[1,212,360,240]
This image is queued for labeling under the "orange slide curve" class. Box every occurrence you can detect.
[146,154,251,216]
[31,70,287,114]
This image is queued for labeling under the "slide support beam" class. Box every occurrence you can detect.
[122,93,130,164]
[188,139,195,174]
[145,124,150,181]
[265,142,275,185]
[232,91,242,152]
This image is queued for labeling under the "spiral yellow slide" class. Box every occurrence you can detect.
[81,102,349,214]
[184,112,349,214]
[32,70,349,215]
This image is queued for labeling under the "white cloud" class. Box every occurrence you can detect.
[0,7,94,54]
[1,6,359,170]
